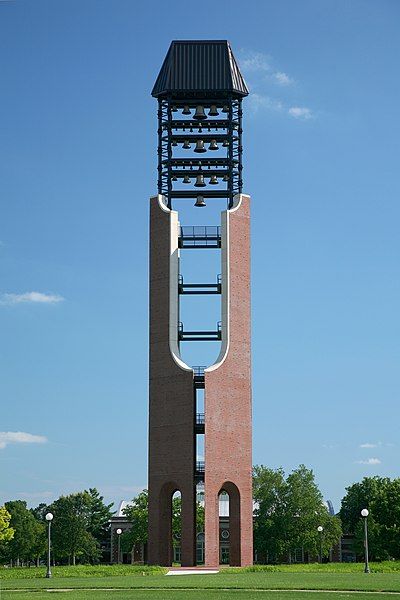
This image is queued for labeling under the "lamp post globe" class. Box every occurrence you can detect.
[317,526,324,563]
[116,528,122,564]
[45,513,53,578]
[361,508,370,573]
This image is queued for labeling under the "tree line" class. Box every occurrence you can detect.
[0,489,113,566]
[1,468,400,566]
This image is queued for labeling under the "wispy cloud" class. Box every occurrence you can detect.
[238,50,271,73]
[0,432,48,450]
[356,458,381,465]
[273,71,293,86]
[288,106,313,120]
[0,292,64,305]
[248,93,283,115]
[360,442,378,449]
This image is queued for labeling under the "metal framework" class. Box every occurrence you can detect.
[157,98,243,209]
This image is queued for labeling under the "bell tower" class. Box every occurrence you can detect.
[148,40,252,567]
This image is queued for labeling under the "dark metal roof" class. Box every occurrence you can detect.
[152,40,249,98]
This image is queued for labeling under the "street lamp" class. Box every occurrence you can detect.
[116,528,122,564]
[45,513,53,579]
[317,526,324,564]
[361,509,370,573]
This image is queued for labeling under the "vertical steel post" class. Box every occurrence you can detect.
[46,520,52,579]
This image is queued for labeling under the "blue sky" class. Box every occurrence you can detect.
[1,0,399,512]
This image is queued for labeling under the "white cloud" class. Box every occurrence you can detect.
[248,93,283,115]
[238,50,271,73]
[288,106,313,120]
[356,458,381,465]
[0,292,64,305]
[273,71,293,86]
[360,442,378,448]
[0,432,48,450]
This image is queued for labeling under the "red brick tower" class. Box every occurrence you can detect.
[148,41,252,567]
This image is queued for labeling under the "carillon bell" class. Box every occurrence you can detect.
[193,105,206,120]
[182,175,191,184]
[171,174,177,181]
[194,140,206,153]
[209,139,218,151]
[208,105,219,117]
[222,105,229,113]
[223,174,229,181]
[194,173,206,187]
[222,139,229,147]
[182,105,191,115]
[209,175,218,184]
[182,140,191,149]
[171,105,178,112]
[194,195,206,207]
[172,140,178,146]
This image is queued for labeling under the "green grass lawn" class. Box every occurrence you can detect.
[2,564,400,600]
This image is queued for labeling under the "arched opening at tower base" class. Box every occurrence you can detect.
[219,482,241,566]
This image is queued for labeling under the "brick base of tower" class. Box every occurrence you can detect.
[204,195,253,567]
[148,193,252,567]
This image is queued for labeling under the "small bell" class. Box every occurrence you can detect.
[171,174,177,181]
[172,140,178,147]
[222,105,229,113]
[194,174,206,187]
[182,105,191,115]
[209,139,218,151]
[194,140,206,153]
[209,175,218,185]
[222,139,229,147]
[182,140,191,150]
[195,195,206,207]
[223,174,229,181]
[193,105,207,120]
[182,175,191,184]
[208,105,219,117]
[171,105,178,112]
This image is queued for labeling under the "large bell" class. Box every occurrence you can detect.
[193,105,207,120]
[182,175,191,184]
[182,105,191,115]
[209,175,218,184]
[194,173,206,187]
[208,105,219,117]
[182,140,191,150]
[195,195,206,207]
[194,139,206,153]
[209,139,218,151]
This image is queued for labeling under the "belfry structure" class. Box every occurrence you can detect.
[148,40,252,567]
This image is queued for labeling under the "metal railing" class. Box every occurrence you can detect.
[196,461,205,473]
[196,413,205,425]
[179,226,221,248]
[193,366,206,377]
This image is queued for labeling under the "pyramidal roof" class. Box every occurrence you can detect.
[152,40,249,98]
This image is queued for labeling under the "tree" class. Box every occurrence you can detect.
[84,488,114,559]
[48,493,100,565]
[122,490,148,561]
[253,465,342,563]
[4,500,38,566]
[0,506,14,543]
[340,476,400,560]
